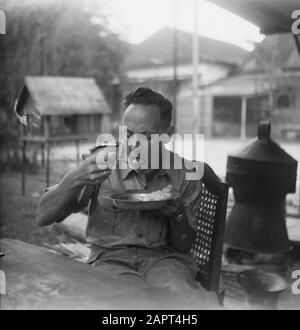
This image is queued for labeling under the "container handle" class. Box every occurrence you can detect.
[257,121,271,142]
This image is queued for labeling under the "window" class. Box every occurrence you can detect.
[277,93,293,109]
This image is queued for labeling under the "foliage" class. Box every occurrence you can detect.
[0,0,128,164]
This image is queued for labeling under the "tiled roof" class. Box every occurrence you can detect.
[125,27,248,69]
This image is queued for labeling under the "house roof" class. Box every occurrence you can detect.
[16,76,111,116]
[209,0,299,35]
[240,34,300,73]
[125,27,248,69]
[196,72,300,97]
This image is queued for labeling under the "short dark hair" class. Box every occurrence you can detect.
[123,87,173,125]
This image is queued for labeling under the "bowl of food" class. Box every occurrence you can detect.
[106,185,180,210]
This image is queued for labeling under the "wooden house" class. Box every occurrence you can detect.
[14,76,112,192]
[15,76,112,139]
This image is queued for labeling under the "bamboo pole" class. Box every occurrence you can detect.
[172,0,178,131]
[193,0,199,133]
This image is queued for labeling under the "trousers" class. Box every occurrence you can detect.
[91,245,218,307]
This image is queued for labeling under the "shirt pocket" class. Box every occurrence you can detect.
[87,197,118,238]
[142,210,169,244]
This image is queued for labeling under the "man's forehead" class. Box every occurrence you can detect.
[123,104,161,127]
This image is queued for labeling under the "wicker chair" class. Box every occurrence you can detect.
[168,163,229,300]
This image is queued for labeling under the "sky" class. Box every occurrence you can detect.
[101,0,265,51]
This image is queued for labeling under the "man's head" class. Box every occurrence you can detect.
[121,87,174,174]
[122,87,173,134]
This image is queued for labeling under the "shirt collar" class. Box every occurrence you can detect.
[120,165,168,181]
[118,145,175,181]
[120,165,134,181]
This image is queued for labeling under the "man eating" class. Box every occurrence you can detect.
[36,87,218,307]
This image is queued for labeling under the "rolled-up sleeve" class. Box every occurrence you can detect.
[44,184,90,221]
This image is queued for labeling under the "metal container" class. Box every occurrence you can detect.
[237,269,287,310]
[225,122,298,254]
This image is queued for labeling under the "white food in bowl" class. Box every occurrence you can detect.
[136,185,175,201]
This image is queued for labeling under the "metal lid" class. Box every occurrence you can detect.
[227,122,297,178]
[230,122,296,164]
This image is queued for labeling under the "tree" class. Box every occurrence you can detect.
[247,35,296,119]
[0,0,128,165]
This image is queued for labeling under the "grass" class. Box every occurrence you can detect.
[0,161,74,247]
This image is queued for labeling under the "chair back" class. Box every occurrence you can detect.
[168,163,228,294]
[191,163,228,293]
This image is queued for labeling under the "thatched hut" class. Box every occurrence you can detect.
[14,76,112,193]
[15,76,112,138]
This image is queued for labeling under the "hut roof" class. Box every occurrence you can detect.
[16,76,112,116]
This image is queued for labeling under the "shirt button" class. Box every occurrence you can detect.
[138,233,143,238]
